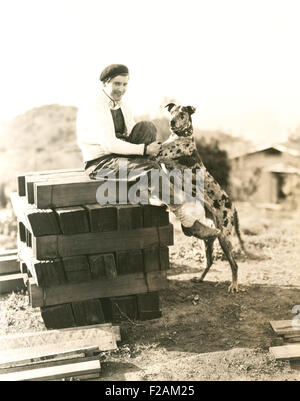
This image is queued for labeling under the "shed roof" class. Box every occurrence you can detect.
[263,163,300,174]
[231,143,300,159]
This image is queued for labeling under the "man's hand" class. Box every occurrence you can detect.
[146,141,162,156]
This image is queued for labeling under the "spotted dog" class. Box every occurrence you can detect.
[155,103,252,293]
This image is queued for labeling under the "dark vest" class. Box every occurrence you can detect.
[110,108,126,137]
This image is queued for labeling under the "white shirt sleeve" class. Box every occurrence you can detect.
[77,94,145,156]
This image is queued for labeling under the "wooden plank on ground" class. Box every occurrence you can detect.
[32,224,173,259]
[112,325,121,342]
[70,372,101,381]
[0,323,118,352]
[17,168,84,196]
[10,192,61,236]
[290,360,300,371]
[269,344,300,361]
[0,354,99,375]
[0,255,20,275]
[285,337,300,343]
[270,320,300,336]
[30,270,168,307]
[0,249,17,257]
[54,206,90,234]
[0,274,26,294]
[0,344,99,369]
[0,357,101,381]
[34,176,99,208]
[58,323,120,342]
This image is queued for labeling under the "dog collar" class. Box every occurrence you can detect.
[172,127,193,137]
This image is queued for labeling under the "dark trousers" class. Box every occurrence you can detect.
[85,121,187,209]
[84,121,158,176]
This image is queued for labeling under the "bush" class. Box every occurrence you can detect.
[196,138,231,190]
[231,167,262,201]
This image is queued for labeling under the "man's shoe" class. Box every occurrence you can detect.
[182,220,221,240]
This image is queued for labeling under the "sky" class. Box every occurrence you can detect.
[1,0,300,144]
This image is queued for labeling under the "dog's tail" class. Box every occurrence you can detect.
[233,208,259,260]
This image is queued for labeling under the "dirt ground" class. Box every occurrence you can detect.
[1,202,300,381]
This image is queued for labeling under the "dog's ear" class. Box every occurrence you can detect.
[186,106,196,115]
[165,103,176,112]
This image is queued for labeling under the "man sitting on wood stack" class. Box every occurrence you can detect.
[76,64,220,241]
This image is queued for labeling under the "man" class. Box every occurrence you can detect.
[76,64,220,240]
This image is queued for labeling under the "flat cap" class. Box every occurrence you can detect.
[99,64,129,82]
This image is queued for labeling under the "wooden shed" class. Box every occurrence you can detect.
[230,144,300,205]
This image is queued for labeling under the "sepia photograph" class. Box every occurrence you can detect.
[0,0,300,384]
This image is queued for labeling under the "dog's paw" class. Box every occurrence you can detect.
[228,282,239,294]
[191,277,203,283]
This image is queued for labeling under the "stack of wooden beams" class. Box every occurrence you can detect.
[0,249,26,295]
[270,320,300,344]
[269,320,300,371]
[11,169,174,329]
[0,323,119,381]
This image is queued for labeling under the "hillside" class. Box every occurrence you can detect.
[0,105,82,192]
[0,104,251,193]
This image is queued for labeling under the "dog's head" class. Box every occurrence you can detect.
[165,103,196,136]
